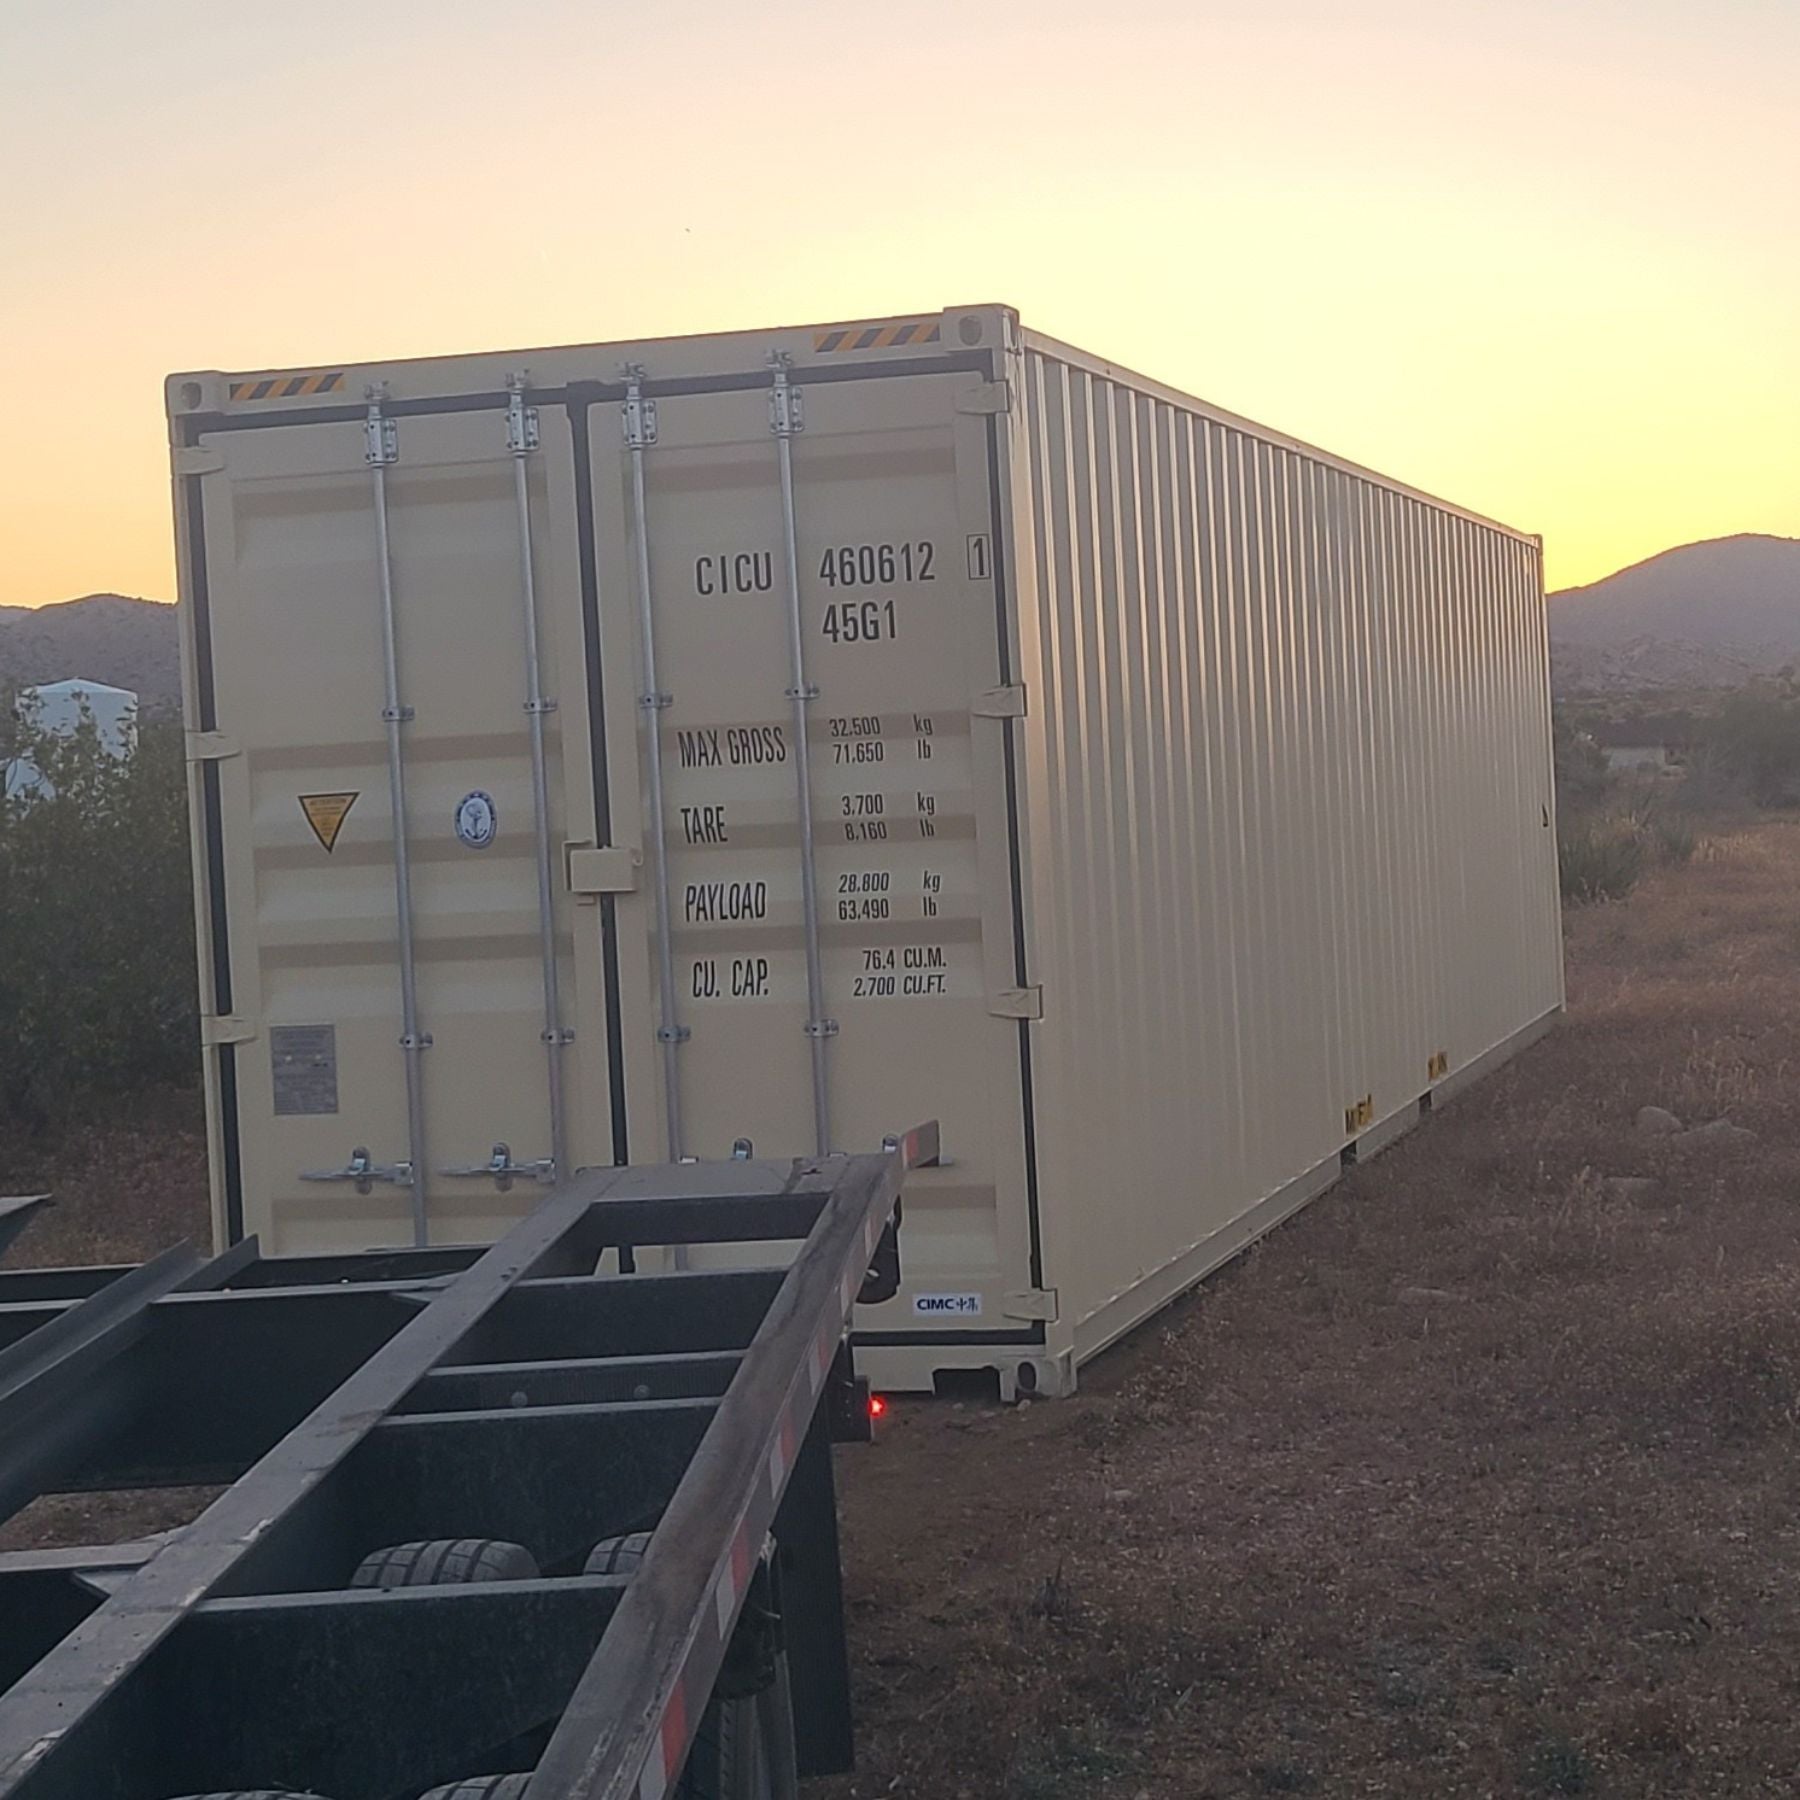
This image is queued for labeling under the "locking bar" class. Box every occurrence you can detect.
[506,372,569,1183]
[365,384,430,1246]
[770,352,835,1156]
[623,366,687,1164]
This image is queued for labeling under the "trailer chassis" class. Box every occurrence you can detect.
[0,1127,933,1800]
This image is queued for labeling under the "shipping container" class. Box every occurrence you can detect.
[167,304,1564,1398]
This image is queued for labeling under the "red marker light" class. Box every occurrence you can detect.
[868,1394,888,1420]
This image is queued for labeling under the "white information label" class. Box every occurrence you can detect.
[912,1292,982,1318]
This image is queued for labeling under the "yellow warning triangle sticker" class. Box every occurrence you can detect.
[298,792,358,853]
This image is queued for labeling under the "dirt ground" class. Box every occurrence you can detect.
[9,824,1800,1794]
[820,821,1800,1798]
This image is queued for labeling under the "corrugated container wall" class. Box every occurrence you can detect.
[168,306,1563,1397]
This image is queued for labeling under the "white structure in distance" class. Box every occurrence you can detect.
[3,678,140,800]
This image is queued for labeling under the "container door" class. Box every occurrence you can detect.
[590,366,1036,1324]
[188,393,610,1252]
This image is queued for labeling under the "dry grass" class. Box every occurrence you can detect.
[0,1087,212,1552]
[14,826,1800,1794]
[820,818,1800,1799]
[0,1085,209,1266]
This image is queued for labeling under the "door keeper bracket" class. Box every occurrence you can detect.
[972,684,1027,719]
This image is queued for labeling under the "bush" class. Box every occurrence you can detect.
[1559,816,1648,904]
[1699,689,1800,807]
[1645,809,1697,866]
[1552,711,1611,809]
[0,697,198,1129]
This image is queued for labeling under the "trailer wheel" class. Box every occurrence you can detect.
[417,1779,534,1799]
[350,1538,540,1588]
[583,1531,652,1577]
[678,1656,795,1800]
[165,1791,331,1798]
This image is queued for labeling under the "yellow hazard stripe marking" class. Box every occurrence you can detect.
[227,371,347,402]
[812,319,942,354]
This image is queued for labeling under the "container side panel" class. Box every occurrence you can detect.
[1017,347,1562,1342]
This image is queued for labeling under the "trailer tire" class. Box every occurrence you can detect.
[417,1779,535,1799]
[166,1792,331,1798]
[583,1531,652,1576]
[678,1696,759,1800]
[678,1656,794,1800]
[350,1538,540,1589]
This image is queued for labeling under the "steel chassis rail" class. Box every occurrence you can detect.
[0,1126,935,1800]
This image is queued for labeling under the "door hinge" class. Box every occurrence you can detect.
[505,375,540,454]
[767,356,805,436]
[364,393,398,466]
[972,684,1027,719]
[957,379,1012,415]
[989,986,1043,1021]
[1003,1287,1059,1322]
[174,445,225,477]
[566,844,642,896]
[185,731,240,763]
[621,370,658,448]
[201,1015,256,1047]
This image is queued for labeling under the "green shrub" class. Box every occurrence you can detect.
[1647,810,1697,865]
[1698,689,1800,807]
[1559,817,1647,904]
[1552,711,1611,809]
[0,698,198,1129]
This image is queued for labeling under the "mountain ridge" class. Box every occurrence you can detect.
[0,595,181,714]
[7,533,1798,711]
[1548,534,1800,694]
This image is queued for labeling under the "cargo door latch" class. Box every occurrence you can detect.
[441,1142,556,1191]
[302,1148,412,1193]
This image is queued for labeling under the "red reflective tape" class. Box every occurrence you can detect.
[658,1685,688,1787]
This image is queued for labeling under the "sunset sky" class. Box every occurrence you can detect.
[2,0,1794,607]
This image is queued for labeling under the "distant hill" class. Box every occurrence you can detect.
[0,596,180,715]
[1550,535,1800,696]
[8,536,1797,715]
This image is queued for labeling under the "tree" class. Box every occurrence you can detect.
[0,692,198,1129]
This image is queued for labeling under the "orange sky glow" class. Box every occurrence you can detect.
[1,0,1794,606]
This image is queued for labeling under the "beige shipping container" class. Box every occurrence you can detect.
[168,304,1563,1398]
